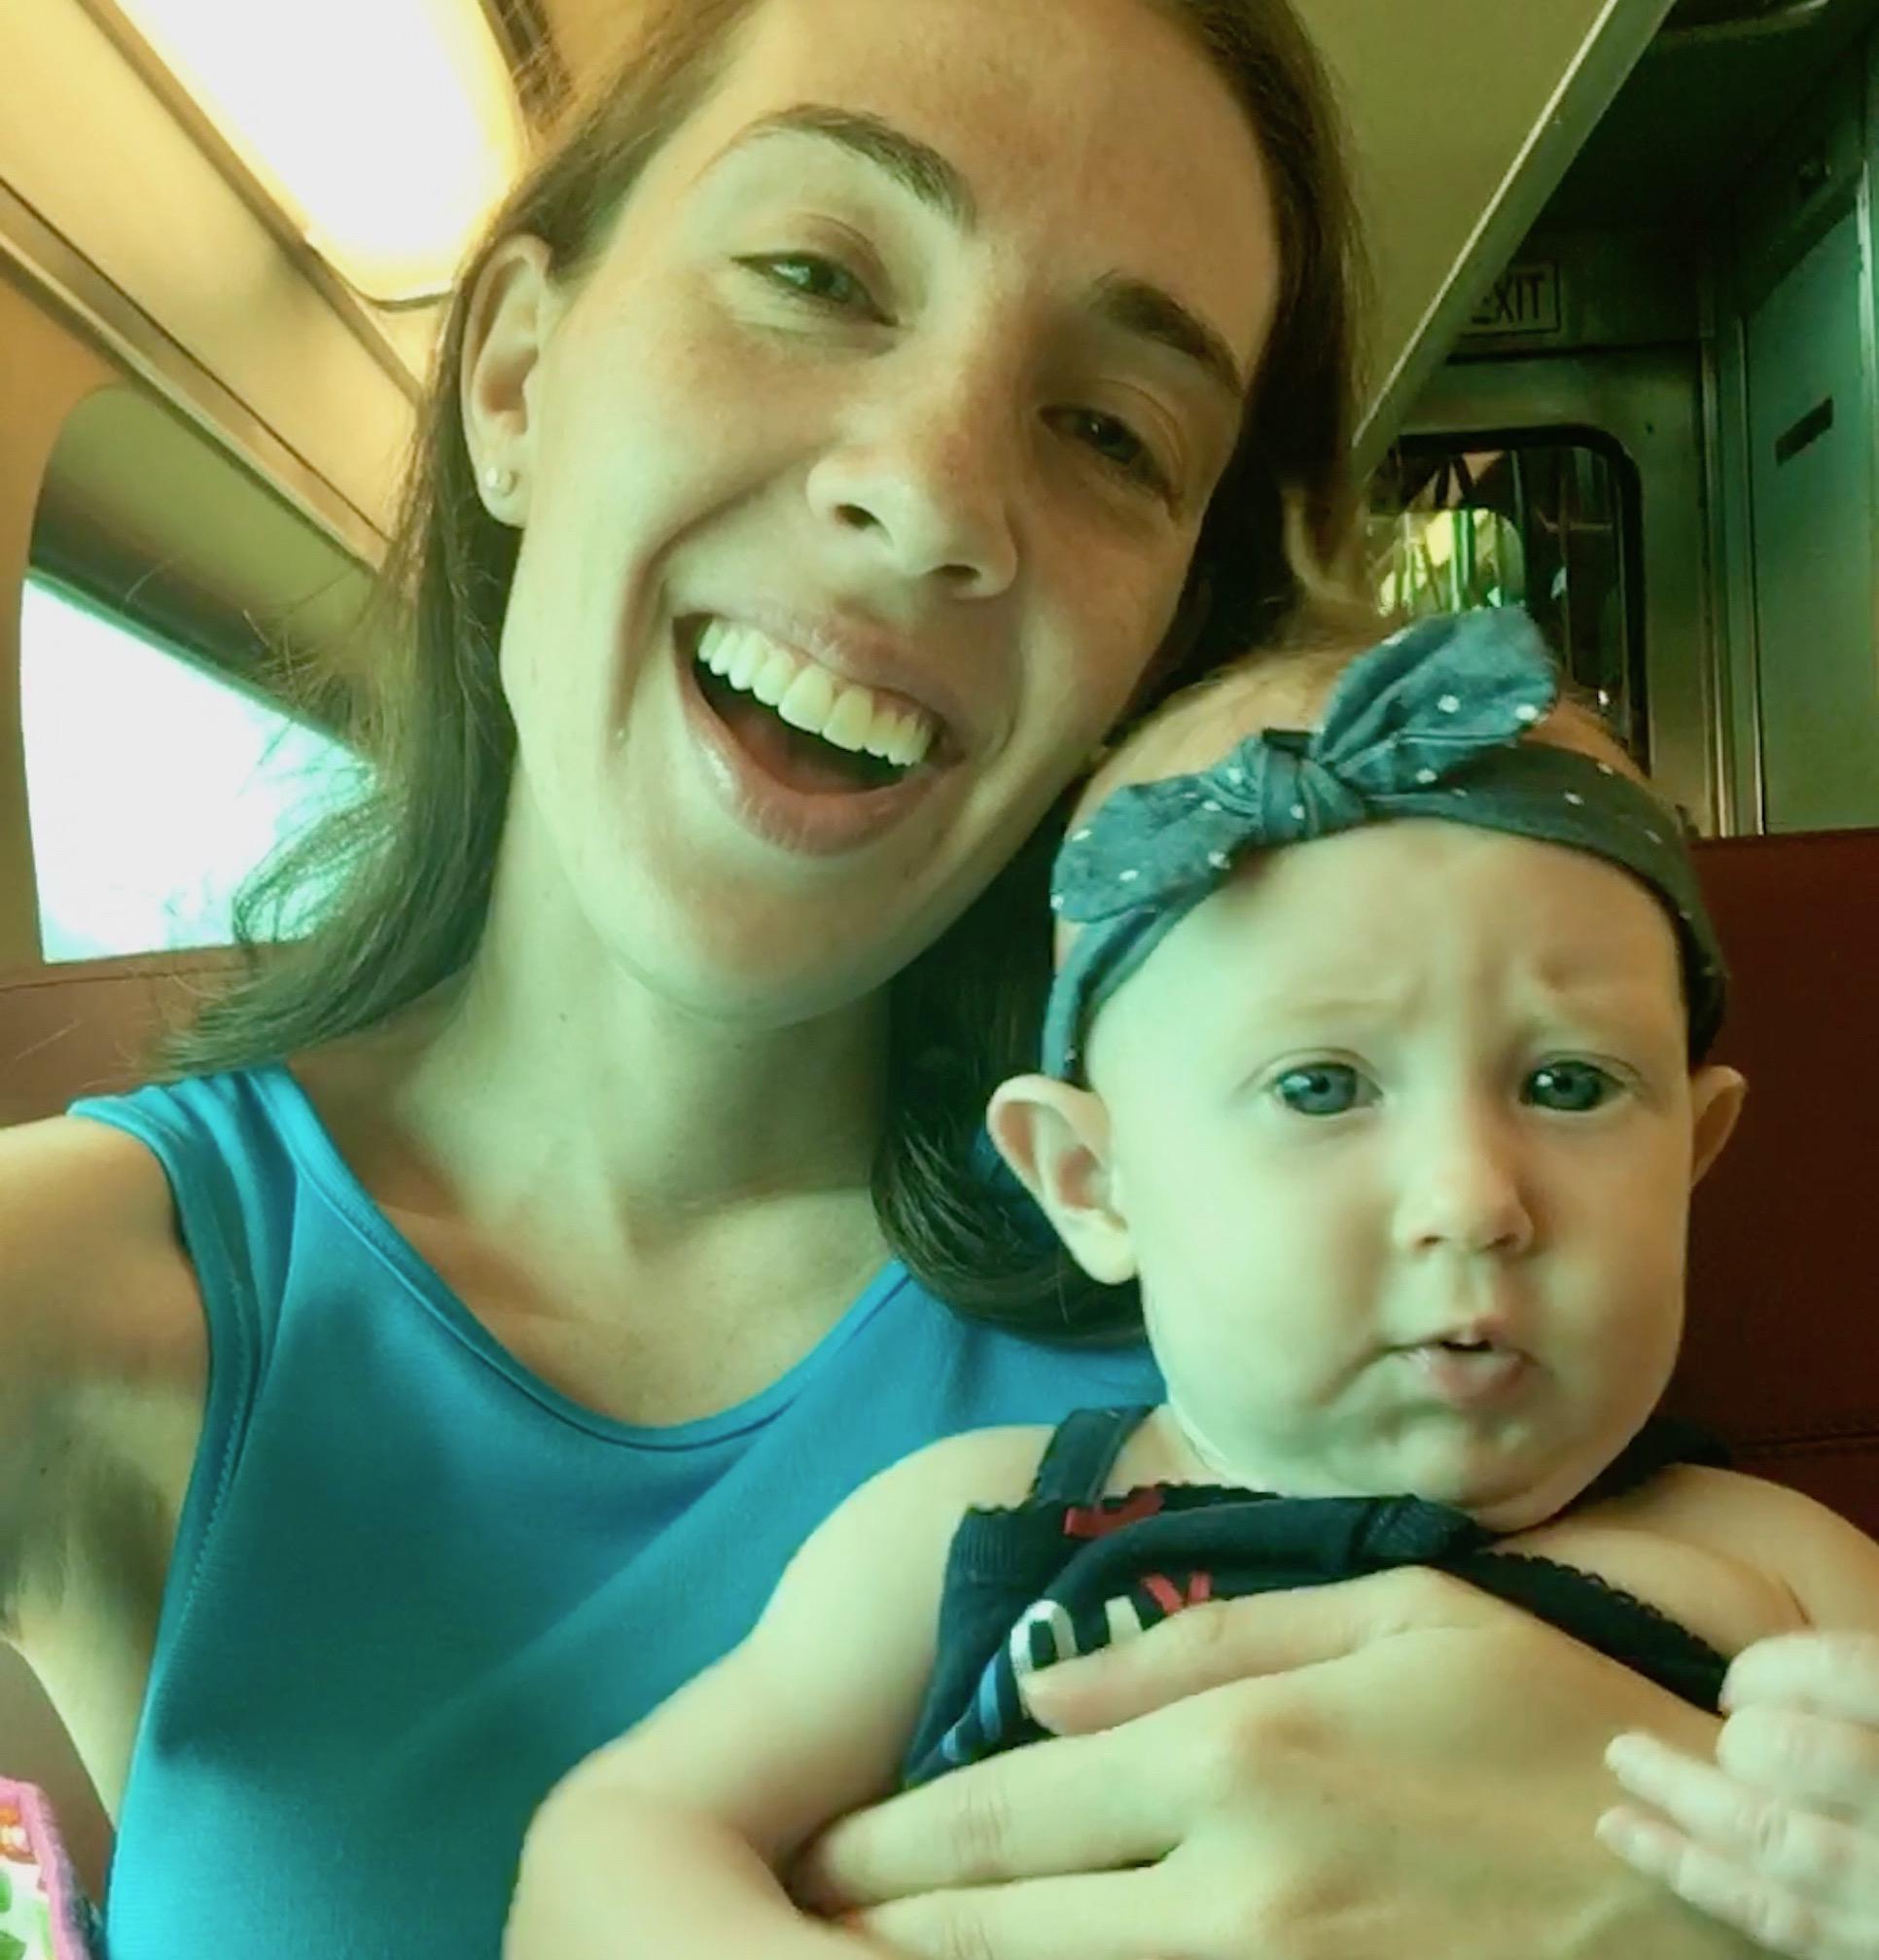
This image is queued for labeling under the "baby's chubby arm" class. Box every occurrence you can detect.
[1600,1472,1879,1956]
[503,1425,1048,1960]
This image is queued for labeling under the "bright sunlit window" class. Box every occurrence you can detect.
[113,0,524,301]
[20,576,363,962]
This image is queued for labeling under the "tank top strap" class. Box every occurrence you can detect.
[1027,1405,1157,1505]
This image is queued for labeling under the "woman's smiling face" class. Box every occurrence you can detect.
[462,0,1281,1027]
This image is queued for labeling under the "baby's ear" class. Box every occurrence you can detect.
[1689,1065,1749,1187]
[986,1077,1139,1285]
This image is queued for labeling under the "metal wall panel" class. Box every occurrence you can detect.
[1745,209,1879,828]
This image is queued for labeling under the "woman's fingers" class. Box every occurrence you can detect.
[805,1599,1771,1958]
[840,1867,1177,1960]
[1021,1566,1487,1734]
[792,1725,1187,1911]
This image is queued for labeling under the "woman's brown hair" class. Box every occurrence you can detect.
[169,0,1374,1342]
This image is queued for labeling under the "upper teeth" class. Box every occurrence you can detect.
[696,621,936,769]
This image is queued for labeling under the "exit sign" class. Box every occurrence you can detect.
[1465,264,1563,338]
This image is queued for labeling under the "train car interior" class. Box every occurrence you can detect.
[1,0,1875,1911]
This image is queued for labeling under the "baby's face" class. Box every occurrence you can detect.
[1073,817,1741,1529]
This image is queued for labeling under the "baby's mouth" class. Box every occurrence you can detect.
[683,618,941,797]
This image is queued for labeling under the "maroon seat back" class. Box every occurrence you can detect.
[0,854,1875,1528]
[0,949,240,1126]
[1670,833,1879,1533]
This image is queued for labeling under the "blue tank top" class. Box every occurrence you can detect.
[69,1066,1160,1958]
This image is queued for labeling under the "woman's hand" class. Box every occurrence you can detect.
[1598,1631,1879,1958]
[791,1569,1767,1959]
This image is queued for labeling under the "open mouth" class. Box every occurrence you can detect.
[681,617,943,798]
[1400,1340,1531,1408]
[1408,1337,1515,1364]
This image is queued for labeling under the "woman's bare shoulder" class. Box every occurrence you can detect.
[0,1115,205,1388]
[0,1117,206,1640]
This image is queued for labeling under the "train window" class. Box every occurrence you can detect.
[20,573,361,962]
[1368,431,1647,759]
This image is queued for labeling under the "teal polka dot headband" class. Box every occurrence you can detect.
[1042,609,1728,1083]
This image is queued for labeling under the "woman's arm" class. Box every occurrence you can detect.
[0,1118,201,1646]
[504,1427,1047,1960]
[793,1567,1774,1959]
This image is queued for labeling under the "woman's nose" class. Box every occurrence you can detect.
[804,382,1022,597]
[1393,1114,1536,1259]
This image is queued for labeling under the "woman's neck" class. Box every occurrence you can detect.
[420,949,882,1233]
[299,856,895,1314]
[286,938,895,1414]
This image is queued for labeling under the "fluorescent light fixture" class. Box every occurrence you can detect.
[112,0,525,303]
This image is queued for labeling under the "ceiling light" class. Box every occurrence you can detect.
[112,0,524,303]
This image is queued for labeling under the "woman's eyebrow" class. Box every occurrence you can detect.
[1088,272,1248,405]
[711,103,1248,404]
[718,104,978,230]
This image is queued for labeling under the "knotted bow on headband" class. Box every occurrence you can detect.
[1042,609,1728,1082]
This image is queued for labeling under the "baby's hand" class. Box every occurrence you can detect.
[1597,1632,1879,1957]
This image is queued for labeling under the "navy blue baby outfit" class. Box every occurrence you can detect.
[904,1406,1734,1784]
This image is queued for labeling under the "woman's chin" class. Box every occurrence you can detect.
[610,886,935,1035]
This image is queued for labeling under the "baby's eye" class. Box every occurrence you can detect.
[1526,1061,1621,1113]
[1273,1063,1375,1118]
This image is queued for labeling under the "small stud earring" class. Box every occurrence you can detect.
[482,463,517,497]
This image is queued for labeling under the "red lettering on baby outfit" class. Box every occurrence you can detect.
[1141,1570,1213,1616]
[1063,1488,1166,1540]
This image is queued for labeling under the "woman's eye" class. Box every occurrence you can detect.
[1526,1061,1620,1113]
[1273,1063,1373,1118]
[1049,408,1176,501]
[739,253,879,318]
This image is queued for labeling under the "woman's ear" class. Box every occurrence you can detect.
[1689,1065,1748,1187]
[986,1076,1139,1286]
[459,232,562,522]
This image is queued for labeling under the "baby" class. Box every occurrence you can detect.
[515,612,1879,1960]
